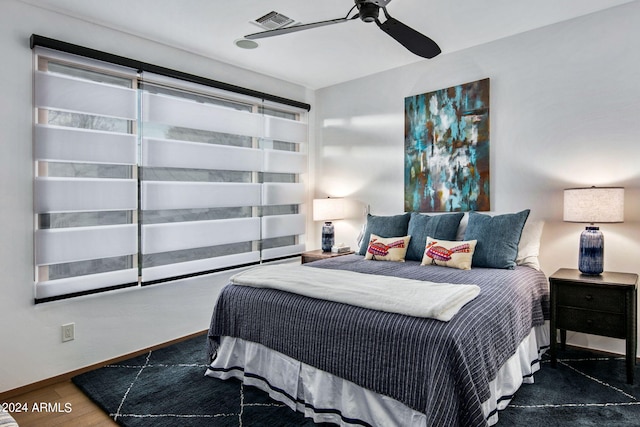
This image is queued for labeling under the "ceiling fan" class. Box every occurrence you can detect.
[244,0,441,59]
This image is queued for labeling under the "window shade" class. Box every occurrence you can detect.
[35,225,138,266]
[142,92,264,138]
[139,77,308,284]
[141,138,262,171]
[33,49,139,302]
[35,125,137,165]
[262,183,305,206]
[141,218,261,255]
[263,149,307,174]
[35,71,137,119]
[264,115,308,143]
[141,92,308,143]
[261,214,306,239]
[141,182,262,211]
[35,178,137,213]
[32,44,309,301]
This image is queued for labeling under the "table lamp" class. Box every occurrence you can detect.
[563,186,624,275]
[313,198,346,252]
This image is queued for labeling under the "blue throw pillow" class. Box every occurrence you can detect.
[464,210,530,269]
[405,212,465,261]
[357,213,411,255]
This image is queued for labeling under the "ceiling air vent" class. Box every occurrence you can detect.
[250,11,295,30]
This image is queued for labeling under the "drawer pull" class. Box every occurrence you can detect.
[586,319,594,326]
[584,294,593,301]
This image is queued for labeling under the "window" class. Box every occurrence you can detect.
[33,48,139,301]
[138,75,307,284]
[33,46,308,302]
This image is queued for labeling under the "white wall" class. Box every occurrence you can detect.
[313,2,640,355]
[0,0,312,394]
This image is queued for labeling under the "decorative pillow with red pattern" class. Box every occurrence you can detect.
[364,234,411,262]
[421,237,477,270]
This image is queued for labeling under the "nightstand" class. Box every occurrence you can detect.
[301,249,355,264]
[549,268,638,384]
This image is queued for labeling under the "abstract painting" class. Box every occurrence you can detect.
[404,78,490,212]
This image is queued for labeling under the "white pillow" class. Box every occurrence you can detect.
[516,220,544,270]
[455,213,469,241]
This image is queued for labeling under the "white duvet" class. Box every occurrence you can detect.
[230,264,480,321]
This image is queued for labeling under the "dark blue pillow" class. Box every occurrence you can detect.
[405,212,465,261]
[357,213,411,255]
[464,210,530,269]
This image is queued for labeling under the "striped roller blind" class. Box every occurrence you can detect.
[139,75,308,284]
[32,47,309,302]
[33,48,139,302]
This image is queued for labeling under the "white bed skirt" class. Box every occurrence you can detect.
[205,321,550,426]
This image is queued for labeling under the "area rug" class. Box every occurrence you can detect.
[73,335,640,426]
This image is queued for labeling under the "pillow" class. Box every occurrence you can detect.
[364,234,411,262]
[406,212,464,261]
[455,213,469,241]
[421,237,477,270]
[355,222,366,251]
[516,220,544,270]
[456,212,543,270]
[357,213,411,255]
[464,209,530,269]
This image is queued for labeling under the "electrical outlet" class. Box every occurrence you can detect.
[62,323,75,342]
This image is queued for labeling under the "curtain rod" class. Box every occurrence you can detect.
[30,34,311,112]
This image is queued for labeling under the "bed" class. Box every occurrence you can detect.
[205,211,550,427]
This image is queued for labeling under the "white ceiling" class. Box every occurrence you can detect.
[20,0,635,89]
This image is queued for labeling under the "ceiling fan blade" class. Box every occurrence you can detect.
[377,16,441,59]
[245,17,352,40]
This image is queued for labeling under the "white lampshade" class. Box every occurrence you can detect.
[563,187,624,223]
[313,198,346,222]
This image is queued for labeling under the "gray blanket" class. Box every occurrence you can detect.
[207,255,549,427]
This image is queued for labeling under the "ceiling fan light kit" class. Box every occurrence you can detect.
[358,1,380,22]
[244,0,441,59]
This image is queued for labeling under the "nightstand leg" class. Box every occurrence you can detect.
[626,289,636,385]
[550,283,557,368]
[550,324,557,368]
[626,340,635,385]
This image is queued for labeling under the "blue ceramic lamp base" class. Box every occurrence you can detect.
[578,226,604,275]
[321,221,335,252]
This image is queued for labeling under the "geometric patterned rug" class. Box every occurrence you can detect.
[72,334,324,427]
[72,334,640,426]
[499,347,640,426]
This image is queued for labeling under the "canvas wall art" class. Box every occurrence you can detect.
[404,78,490,212]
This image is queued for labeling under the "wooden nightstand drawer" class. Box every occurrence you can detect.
[556,283,625,313]
[556,307,626,339]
